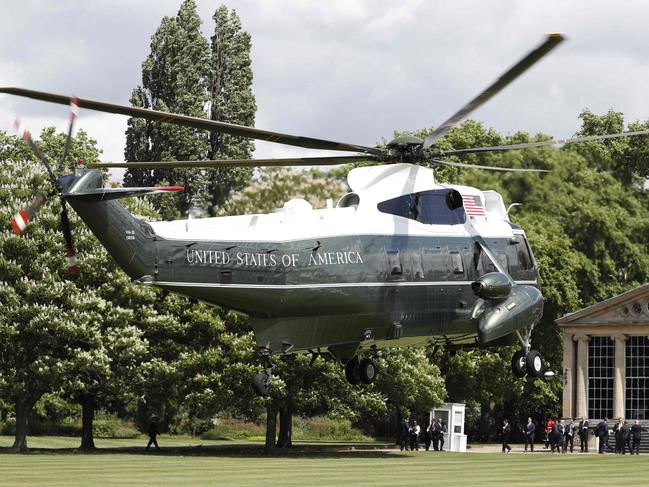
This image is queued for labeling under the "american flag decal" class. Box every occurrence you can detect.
[461,194,485,216]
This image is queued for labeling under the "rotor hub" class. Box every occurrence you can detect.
[386,136,425,164]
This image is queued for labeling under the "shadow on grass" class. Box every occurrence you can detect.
[0,442,413,459]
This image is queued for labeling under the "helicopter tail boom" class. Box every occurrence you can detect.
[62,168,157,280]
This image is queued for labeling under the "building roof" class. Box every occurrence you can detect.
[556,283,649,327]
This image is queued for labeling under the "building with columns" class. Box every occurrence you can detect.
[558,284,649,421]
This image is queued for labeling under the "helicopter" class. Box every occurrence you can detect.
[4,33,649,396]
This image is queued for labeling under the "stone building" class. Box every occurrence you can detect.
[558,284,649,421]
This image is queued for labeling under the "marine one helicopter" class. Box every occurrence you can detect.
[4,34,649,396]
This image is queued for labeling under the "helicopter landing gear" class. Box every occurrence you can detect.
[252,347,275,397]
[511,326,545,378]
[345,356,377,385]
[511,350,527,378]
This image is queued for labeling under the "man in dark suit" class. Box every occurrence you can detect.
[524,417,535,452]
[437,418,446,451]
[430,418,440,451]
[501,419,512,453]
[400,419,410,451]
[564,420,575,453]
[553,419,565,453]
[597,417,609,454]
[424,422,432,451]
[613,418,624,454]
[146,420,161,452]
[631,420,644,455]
[620,421,631,455]
[578,417,589,452]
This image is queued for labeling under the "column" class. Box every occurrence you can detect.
[562,332,574,419]
[612,334,627,419]
[573,334,589,420]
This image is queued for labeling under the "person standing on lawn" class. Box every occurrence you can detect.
[501,419,512,453]
[146,420,161,452]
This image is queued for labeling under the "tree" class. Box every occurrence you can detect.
[124,2,258,218]
[0,128,106,451]
[0,129,160,451]
[124,0,211,218]
[201,5,257,216]
[217,167,348,216]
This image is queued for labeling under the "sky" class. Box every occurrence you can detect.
[2,0,649,180]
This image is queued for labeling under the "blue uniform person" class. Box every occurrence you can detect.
[524,417,535,452]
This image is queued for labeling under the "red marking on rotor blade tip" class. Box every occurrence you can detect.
[156,186,184,191]
[10,209,30,234]
[70,97,79,117]
[66,247,79,278]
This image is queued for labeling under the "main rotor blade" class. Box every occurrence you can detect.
[60,97,79,166]
[0,87,385,156]
[423,33,565,149]
[436,128,649,156]
[90,155,378,169]
[432,158,550,172]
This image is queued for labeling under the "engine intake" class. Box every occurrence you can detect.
[471,272,512,300]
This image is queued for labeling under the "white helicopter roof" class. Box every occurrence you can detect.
[148,163,515,241]
[347,163,436,195]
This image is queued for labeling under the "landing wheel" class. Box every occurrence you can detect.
[359,358,377,384]
[526,350,544,378]
[345,358,361,385]
[252,372,271,397]
[511,350,527,378]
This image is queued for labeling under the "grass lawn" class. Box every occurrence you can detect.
[0,436,648,486]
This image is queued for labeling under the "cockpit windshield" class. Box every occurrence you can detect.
[377,189,466,225]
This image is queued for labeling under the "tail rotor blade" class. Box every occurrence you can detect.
[10,193,48,234]
[13,118,58,184]
[60,202,79,279]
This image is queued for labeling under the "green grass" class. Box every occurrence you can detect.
[0,437,648,486]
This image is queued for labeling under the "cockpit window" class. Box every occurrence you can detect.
[512,234,534,270]
[377,189,466,225]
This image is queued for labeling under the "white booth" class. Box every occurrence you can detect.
[430,402,467,452]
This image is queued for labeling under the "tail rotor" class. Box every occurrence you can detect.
[11,97,82,278]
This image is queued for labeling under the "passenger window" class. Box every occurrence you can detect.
[411,253,424,279]
[387,250,402,275]
[451,251,464,274]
